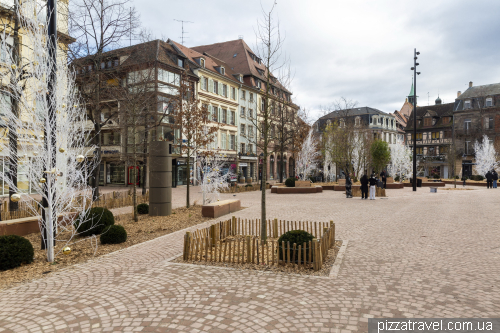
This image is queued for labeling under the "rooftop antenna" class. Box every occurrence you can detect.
[174,19,193,45]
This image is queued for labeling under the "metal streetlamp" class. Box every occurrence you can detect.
[411,49,421,191]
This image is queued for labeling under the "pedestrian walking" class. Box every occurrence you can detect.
[492,170,498,189]
[360,171,369,200]
[486,170,493,189]
[380,170,387,189]
[369,172,377,200]
[345,172,353,198]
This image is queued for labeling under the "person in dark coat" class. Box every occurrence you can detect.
[486,170,493,189]
[380,170,387,189]
[345,172,353,198]
[360,171,369,200]
[492,170,498,189]
[369,172,377,200]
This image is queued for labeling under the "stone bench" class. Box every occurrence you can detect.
[272,186,322,194]
[0,213,76,237]
[202,199,241,218]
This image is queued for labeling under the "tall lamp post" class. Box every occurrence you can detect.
[411,49,421,192]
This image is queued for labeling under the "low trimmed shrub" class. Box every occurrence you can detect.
[100,225,127,244]
[285,177,295,187]
[394,175,400,182]
[277,230,315,262]
[74,207,115,237]
[245,184,253,187]
[137,203,149,214]
[0,235,34,271]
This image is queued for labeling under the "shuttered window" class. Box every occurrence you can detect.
[208,79,214,93]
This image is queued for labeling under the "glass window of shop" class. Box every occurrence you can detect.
[0,158,37,195]
[107,163,125,185]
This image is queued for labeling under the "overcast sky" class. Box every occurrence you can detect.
[130,0,500,121]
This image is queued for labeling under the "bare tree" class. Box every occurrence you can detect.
[172,72,218,208]
[68,0,140,200]
[253,3,289,243]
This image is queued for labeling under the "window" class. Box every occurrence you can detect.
[200,76,206,90]
[248,109,253,119]
[101,62,105,69]
[271,102,275,115]
[416,133,423,140]
[213,81,218,94]
[442,116,451,125]
[158,69,180,86]
[271,125,275,138]
[222,109,227,124]
[250,93,254,102]
[464,119,471,134]
[261,98,265,111]
[464,100,471,109]
[230,111,235,125]
[177,58,184,67]
[211,106,218,122]
[238,75,243,82]
[241,143,246,154]
[222,84,227,97]
[230,135,235,150]
[424,117,432,126]
[241,90,246,100]
[248,144,253,154]
[107,60,112,68]
[240,106,246,117]
[486,98,493,107]
[221,133,227,149]
[220,67,225,75]
[431,132,440,139]
[200,58,205,68]
[248,126,254,137]
[256,80,261,89]
[355,117,360,126]
[231,87,236,99]
[441,146,449,154]
[444,130,452,139]
[416,147,423,155]
[240,124,246,136]
[485,117,494,129]
[102,132,121,145]
[465,141,471,155]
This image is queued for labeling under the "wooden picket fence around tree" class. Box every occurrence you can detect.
[183,217,336,271]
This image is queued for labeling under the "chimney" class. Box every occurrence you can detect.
[457,91,461,97]
[469,81,473,88]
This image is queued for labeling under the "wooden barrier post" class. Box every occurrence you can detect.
[312,238,318,270]
[246,236,251,263]
[273,218,278,238]
[330,221,335,247]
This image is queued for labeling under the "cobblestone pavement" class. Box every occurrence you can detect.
[1,187,500,332]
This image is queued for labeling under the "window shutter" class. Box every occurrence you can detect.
[218,107,222,122]
[208,79,213,92]
[218,82,223,95]
[200,76,205,90]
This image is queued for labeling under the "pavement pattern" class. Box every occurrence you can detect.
[1,186,500,332]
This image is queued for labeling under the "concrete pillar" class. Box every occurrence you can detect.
[149,141,172,216]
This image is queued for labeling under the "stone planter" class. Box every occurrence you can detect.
[295,180,311,187]
[246,177,252,183]
[239,177,245,183]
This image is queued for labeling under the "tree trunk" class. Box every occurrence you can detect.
[261,148,267,243]
[186,147,190,208]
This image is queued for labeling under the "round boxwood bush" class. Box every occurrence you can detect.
[277,230,315,262]
[100,225,127,244]
[285,177,296,187]
[137,203,149,214]
[0,235,34,271]
[74,207,115,237]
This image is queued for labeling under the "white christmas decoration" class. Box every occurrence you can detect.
[196,155,232,204]
[388,137,413,181]
[473,135,498,176]
[296,128,320,180]
[0,1,99,262]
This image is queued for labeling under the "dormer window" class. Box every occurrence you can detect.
[177,58,184,67]
[486,97,493,107]
[424,117,432,126]
[464,100,471,109]
[220,67,225,75]
[256,80,261,89]
[200,58,205,68]
[238,75,243,82]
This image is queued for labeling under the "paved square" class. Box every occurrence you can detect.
[1,186,499,332]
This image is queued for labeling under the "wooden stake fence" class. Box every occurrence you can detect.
[182,217,336,271]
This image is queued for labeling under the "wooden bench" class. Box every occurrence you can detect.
[202,199,241,218]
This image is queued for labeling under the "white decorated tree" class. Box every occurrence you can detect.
[473,135,498,176]
[295,128,320,180]
[388,137,413,181]
[0,0,98,262]
[196,154,232,204]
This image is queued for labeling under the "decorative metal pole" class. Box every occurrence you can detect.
[411,49,420,192]
[42,0,58,262]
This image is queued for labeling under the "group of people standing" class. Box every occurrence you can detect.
[344,170,382,200]
[485,170,498,189]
